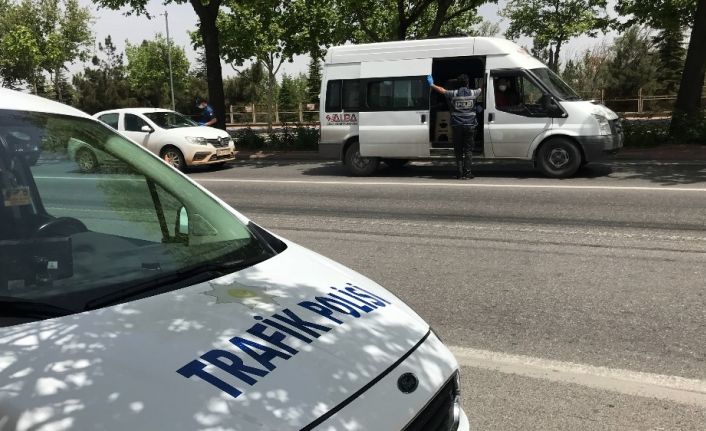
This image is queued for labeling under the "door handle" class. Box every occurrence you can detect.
[488,113,495,123]
[421,114,427,124]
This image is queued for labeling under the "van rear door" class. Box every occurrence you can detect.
[359,59,431,158]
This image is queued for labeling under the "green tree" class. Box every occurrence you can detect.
[125,35,190,108]
[306,56,322,105]
[94,0,227,130]
[561,42,610,97]
[615,0,705,130]
[655,28,687,94]
[72,36,137,113]
[0,0,91,98]
[338,0,489,42]
[602,26,660,99]
[218,0,316,131]
[223,62,267,106]
[502,0,612,71]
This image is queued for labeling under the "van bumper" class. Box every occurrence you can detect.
[576,133,624,162]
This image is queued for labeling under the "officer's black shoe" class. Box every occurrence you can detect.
[463,172,474,180]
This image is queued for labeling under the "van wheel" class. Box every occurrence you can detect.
[161,147,186,171]
[537,138,582,178]
[383,159,409,169]
[345,142,379,176]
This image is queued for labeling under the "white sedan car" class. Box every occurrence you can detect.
[1,88,469,431]
[94,108,235,171]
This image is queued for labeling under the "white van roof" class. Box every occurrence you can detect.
[0,88,91,119]
[326,37,546,69]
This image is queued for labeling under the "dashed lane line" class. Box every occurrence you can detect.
[449,346,706,407]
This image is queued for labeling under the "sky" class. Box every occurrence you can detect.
[76,0,618,80]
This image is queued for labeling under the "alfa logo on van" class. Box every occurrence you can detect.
[326,113,358,125]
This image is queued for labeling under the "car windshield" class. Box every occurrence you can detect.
[144,111,197,129]
[0,109,272,326]
[531,68,582,101]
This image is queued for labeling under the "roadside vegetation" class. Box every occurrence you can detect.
[1,0,704,149]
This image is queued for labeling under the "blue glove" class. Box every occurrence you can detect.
[198,122,206,126]
[426,75,434,86]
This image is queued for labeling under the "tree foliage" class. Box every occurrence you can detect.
[307,56,322,105]
[94,0,227,129]
[0,0,92,99]
[125,35,190,109]
[615,0,704,127]
[502,0,611,71]
[337,0,489,42]
[72,36,136,114]
[602,27,661,98]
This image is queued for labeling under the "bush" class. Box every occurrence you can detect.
[622,119,670,147]
[230,124,319,151]
[622,116,706,147]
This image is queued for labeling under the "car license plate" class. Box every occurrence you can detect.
[217,148,230,157]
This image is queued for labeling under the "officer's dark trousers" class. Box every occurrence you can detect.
[452,125,474,177]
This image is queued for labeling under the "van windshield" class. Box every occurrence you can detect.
[0,110,272,326]
[531,68,582,101]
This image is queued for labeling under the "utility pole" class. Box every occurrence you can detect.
[163,10,176,111]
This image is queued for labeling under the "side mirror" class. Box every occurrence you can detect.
[543,96,565,118]
[141,125,154,133]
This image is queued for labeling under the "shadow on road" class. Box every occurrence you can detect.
[213,159,706,185]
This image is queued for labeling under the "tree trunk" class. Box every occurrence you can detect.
[671,0,706,135]
[192,0,226,130]
[428,0,453,37]
[266,60,275,134]
[551,40,562,72]
[54,68,63,102]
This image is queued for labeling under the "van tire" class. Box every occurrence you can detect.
[344,142,379,176]
[536,138,582,178]
[383,159,409,169]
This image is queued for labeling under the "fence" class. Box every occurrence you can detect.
[226,103,319,127]
[576,89,706,117]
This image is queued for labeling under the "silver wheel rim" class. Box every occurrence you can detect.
[548,148,570,169]
[164,150,182,168]
[77,151,95,171]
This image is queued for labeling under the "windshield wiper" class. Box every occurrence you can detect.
[0,296,79,318]
[85,252,273,311]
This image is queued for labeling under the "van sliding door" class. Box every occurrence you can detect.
[359,59,432,158]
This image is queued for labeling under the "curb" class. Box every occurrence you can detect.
[233,151,335,161]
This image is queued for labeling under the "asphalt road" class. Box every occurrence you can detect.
[187,159,706,430]
[30,158,706,429]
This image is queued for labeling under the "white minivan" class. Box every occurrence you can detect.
[319,37,624,178]
[0,88,469,431]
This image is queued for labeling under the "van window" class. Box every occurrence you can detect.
[98,113,119,129]
[366,77,427,111]
[325,80,342,112]
[342,80,361,111]
[493,72,549,117]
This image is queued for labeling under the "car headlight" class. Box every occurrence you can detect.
[185,136,208,145]
[593,115,611,136]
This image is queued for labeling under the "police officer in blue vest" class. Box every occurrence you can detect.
[195,97,217,127]
[428,74,483,179]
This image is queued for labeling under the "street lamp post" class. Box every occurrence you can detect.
[163,10,176,111]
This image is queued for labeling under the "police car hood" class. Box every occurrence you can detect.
[0,243,431,430]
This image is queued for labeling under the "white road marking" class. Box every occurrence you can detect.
[34,175,706,192]
[191,178,706,193]
[449,346,706,407]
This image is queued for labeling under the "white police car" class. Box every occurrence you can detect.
[0,88,470,431]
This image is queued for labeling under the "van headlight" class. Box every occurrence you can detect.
[593,115,612,136]
[185,137,208,145]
